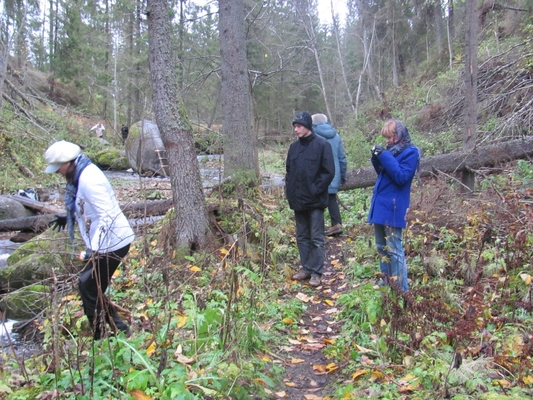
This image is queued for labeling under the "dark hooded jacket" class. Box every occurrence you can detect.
[285,133,335,212]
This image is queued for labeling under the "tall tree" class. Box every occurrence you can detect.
[146,0,209,250]
[331,1,355,115]
[0,0,8,108]
[462,0,478,191]
[218,0,259,187]
[295,0,332,118]
[446,0,455,70]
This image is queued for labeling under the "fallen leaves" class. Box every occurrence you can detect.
[128,390,153,400]
[519,273,532,285]
[296,292,312,302]
[145,341,156,356]
[351,369,369,380]
[174,344,195,364]
[312,362,338,374]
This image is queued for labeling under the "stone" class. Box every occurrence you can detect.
[0,196,34,221]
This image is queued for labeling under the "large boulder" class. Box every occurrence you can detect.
[0,228,84,319]
[0,229,82,292]
[0,196,34,221]
[93,147,130,170]
[124,120,168,176]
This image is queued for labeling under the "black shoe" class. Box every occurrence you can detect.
[325,224,342,236]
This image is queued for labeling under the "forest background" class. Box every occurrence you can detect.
[1,0,533,399]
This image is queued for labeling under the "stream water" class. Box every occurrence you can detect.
[0,236,22,346]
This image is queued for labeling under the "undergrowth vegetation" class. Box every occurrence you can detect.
[1,27,533,399]
[1,158,533,399]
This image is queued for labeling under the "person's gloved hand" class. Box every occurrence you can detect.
[371,145,385,158]
[78,249,93,261]
[50,214,67,232]
[341,176,346,185]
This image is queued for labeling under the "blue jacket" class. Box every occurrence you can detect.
[285,133,335,211]
[313,122,347,194]
[368,146,419,229]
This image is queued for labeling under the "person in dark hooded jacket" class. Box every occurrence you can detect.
[312,113,347,236]
[286,111,335,287]
[368,120,420,292]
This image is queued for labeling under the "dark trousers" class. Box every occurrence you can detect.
[294,208,326,276]
[327,193,342,226]
[78,244,130,339]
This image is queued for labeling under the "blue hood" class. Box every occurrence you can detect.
[313,122,337,140]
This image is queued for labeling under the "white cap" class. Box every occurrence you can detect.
[44,141,81,173]
[311,113,328,124]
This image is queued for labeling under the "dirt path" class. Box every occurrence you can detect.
[277,235,350,399]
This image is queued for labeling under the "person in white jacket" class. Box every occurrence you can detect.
[44,140,135,340]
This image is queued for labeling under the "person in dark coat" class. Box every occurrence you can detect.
[368,120,420,292]
[286,111,335,287]
[121,125,129,142]
[312,113,347,236]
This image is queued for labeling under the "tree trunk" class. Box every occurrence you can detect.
[446,0,454,70]
[355,20,376,119]
[0,36,7,109]
[391,7,399,88]
[133,0,143,122]
[146,0,209,250]
[463,0,479,191]
[102,0,110,120]
[218,0,259,187]
[434,1,444,60]
[342,137,533,190]
[331,2,355,115]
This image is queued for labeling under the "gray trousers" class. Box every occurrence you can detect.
[294,208,326,276]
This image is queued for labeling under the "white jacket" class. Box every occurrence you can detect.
[74,164,135,253]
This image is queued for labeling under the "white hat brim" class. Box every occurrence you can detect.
[45,163,63,173]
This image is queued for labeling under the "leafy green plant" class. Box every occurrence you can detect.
[513,160,533,182]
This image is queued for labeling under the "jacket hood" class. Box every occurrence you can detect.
[313,122,337,140]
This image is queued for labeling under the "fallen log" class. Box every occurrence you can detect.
[0,214,168,234]
[5,195,172,218]
[341,136,533,190]
[121,198,173,218]
[0,214,55,233]
[0,199,174,233]
[5,195,63,214]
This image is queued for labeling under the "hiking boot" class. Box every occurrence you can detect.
[292,269,311,281]
[325,224,342,236]
[309,275,322,287]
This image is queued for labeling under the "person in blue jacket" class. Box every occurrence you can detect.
[286,111,335,287]
[368,120,420,292]
[312,113,347,236]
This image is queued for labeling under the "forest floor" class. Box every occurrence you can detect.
[109,177,350,399]
[277,234,350,399]
[108,176,346,398]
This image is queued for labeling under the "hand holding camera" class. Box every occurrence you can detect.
[371,145,385,158]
